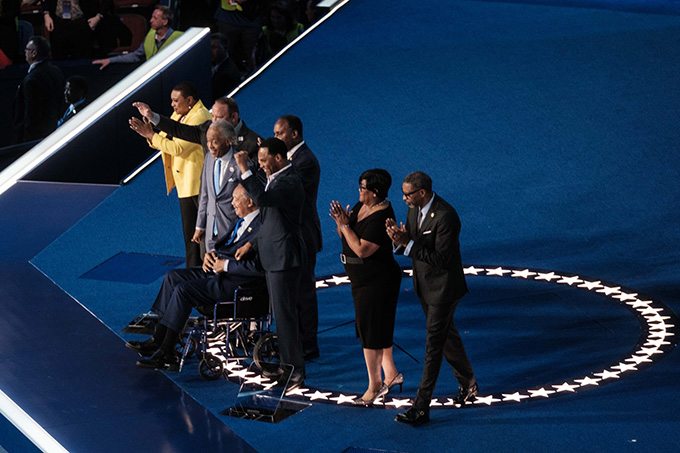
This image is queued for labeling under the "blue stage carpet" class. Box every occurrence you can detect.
[17,0,680,451]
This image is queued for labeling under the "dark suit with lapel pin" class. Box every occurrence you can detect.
[241,165,307,375]
[397,194,475,411]
[151,213,263,333]
[288,142,322,357]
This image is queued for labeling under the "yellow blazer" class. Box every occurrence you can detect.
[150,100,211,198]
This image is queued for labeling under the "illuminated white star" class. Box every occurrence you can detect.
[636,347,662,356]
[578,280,602,290]
[243,374,270,386]
[385,398,412,408]
[326,275,351,286]
[285,387,309,396]
[502,392,530,402]
[645,314,671,324]
[593,370,621,380]
[552,382,579,392]
[307,390,333,401]
[557,276,582,286]
[612,292,637,301]
[638,307,663,316]
[229,368,255,379]
[464,266,485,275]
[473,395,502,405]
[649,322,674,330]
[511,269,536,279]
[443,398,457,406]
[643,339,670,348]
[611,362,637,372]
[486,267,511,276]
[649,331,675,340]
[626,299,651,308]
[528,388,555,398]
[429,398,443,407]
[596,286,621,296]
[574,376,600,386]
[402,268,414,277]
[315,280,328,288]
[329,394,357,405]
[261,382,279,391]
[225,361,244,371]
[625,356,652,364]
[535,272,560,282]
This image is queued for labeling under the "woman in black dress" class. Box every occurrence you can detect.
[329,169,403,405]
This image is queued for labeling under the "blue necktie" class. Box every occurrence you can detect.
[227,218,244,245]
[213,159,221,236]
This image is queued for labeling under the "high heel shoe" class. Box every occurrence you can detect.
[352,384,389,406]
[384,372,404,393]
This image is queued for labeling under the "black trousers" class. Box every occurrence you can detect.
[266,267,305,375]
[51,17,93,60]
[413,297,476,410]
[297,251,319,356]
[179,196,202,268]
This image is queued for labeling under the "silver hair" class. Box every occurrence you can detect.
[208,119,237,144]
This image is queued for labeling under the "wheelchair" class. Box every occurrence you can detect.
[124,282,280,380]
[177,282,281,380]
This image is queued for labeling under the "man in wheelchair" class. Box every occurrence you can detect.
[127,184,264,370]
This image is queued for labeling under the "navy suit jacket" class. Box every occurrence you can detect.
[241,166,306,272]
[213,211,263,280]
[289,143,322,255]
[399,194,468,305]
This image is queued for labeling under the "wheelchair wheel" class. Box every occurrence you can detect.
[177,335,197,358]
[253,332,280,373]
[198,353,224,381]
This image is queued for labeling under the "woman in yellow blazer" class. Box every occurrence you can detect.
[149,82,211,267]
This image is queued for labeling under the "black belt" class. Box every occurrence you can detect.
[340,253,363,265]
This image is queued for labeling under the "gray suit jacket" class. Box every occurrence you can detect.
[400,194,468,305]
[197,149,243,251]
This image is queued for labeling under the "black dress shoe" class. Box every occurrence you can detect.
[136,349,179,371]
[286,372,305,390]
[126,338,158,357]
[454,383,479,405]
[395,407,430,426]
[262,367,284,379]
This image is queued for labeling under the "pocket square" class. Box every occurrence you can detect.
[422,230,432,235]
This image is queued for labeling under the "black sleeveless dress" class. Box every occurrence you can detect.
[341,202,402,349]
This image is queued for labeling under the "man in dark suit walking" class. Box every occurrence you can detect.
[387,171,477,426]
[234,138,307,389]
[127,184,264,370]
[274,115,322,360]
[13,36,65,143]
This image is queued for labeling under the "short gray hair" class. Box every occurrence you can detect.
[208,119,236,144]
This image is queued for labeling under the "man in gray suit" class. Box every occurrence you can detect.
[387,171,477,426]
[193,120,245,252]
[234,137,306,389]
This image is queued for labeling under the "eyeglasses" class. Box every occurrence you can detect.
[402,188,421,198]
[358,185,369,191]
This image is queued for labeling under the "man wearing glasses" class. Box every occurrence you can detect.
[386,171,477,426]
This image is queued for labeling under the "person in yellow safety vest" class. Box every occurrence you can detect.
[92,5,182,70]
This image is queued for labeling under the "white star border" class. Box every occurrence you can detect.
[206,267,678,410]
